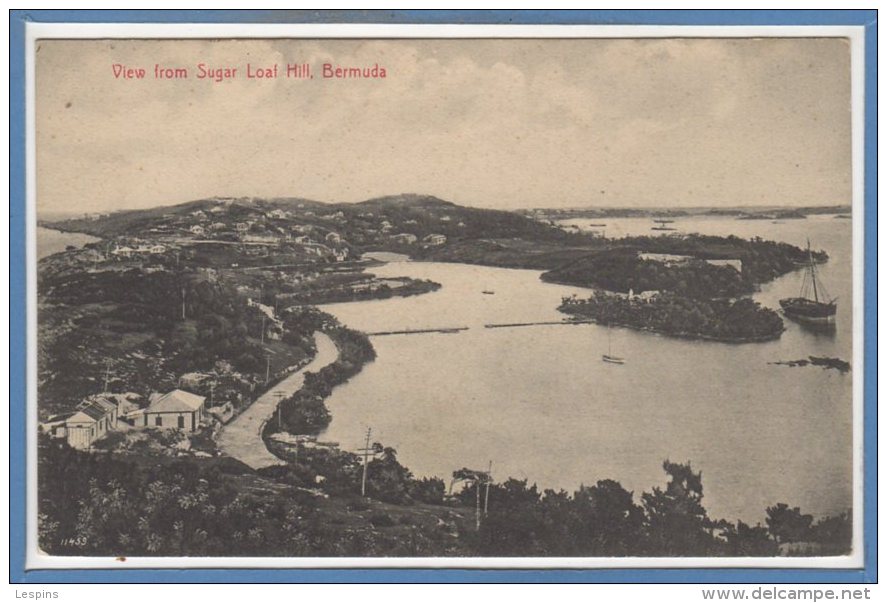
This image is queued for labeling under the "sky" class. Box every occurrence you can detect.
[35,37,851,213]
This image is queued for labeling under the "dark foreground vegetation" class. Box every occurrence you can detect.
[38,438,851,557]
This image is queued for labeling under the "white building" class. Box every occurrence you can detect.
[190,225,205,236]
[64,396,119,450]
[143,389,206,432]
[391,233,418,244]
[423,233,447,246]
[639,252,742,272]
[111,245,136,258]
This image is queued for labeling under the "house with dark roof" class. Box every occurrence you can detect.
[143,389,206,432]
[64,396,120,449]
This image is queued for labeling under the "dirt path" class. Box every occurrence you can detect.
[217,332,339,469]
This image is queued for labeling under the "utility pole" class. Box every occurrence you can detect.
[484,460,492,517]
[261,315,266,345]
[102,360,112,393]
[273,390,286,430]
[358,427,373,497]
[181,287,186,320]
[475,475,481,531]
[265,354,271,384]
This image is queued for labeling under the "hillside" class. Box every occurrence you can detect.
[42,193,577,248]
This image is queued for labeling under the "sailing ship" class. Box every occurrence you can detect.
[602,324,625,364]
[779,240,837,325]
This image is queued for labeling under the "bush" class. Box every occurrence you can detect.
[368,512,395,527]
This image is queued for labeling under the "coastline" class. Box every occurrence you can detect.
[561,314,786,344]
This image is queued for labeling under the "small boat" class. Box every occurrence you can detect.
[652,218,677,231]
[482,290,495,295]
[779,239,837,326]
[588,223,607,228]
[602,324,625,364]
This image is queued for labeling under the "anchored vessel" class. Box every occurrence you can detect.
[779,240,837,325]
[602,324,625,364]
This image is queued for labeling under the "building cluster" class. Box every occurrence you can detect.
[42,388,208,450]
[638,252,743,272]
[175,204,353,263]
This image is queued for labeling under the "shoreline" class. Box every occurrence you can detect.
[561,315,785,344]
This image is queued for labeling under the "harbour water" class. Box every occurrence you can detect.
[320,215,853,524]
[37,226,99,260]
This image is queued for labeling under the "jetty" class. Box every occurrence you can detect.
[484,320,596,329]
[367,326,470,336]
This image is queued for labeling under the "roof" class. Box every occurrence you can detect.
[90,396,119,412]
[66,400,110,424]
[146,389,206,413]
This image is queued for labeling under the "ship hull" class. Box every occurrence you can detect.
[779,298,836,325]
[602,354,625,364]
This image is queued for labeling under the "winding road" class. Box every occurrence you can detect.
[217,332,339,469]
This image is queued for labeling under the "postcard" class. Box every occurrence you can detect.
[22,19,868,572]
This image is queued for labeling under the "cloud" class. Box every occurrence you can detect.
[36,37,850,212]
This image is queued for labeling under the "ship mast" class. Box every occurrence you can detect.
[807,239,820,303]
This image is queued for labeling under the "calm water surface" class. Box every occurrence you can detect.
[37,226,99,260]
[321,216,853,524]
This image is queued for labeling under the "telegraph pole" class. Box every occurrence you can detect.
[181,287,186,320]
[273,390,286,430]
[475,476,481,530]
[265,354,271,384]
[261,315,266,345]
[102,360,112,393]
[358,427,372,497]
[484,460,492,516]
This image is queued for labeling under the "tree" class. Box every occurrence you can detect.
[765,503,813,544]
[572,479,645,555]
[366,447,413,504]
[408,477,446,505]
[641,460,720,555]
[721,520,778,556]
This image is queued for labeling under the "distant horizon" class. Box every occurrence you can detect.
[35,193,851,222]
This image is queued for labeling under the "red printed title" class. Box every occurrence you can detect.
[112,62,387,81]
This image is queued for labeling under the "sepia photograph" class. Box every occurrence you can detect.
[24,22,866,570]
